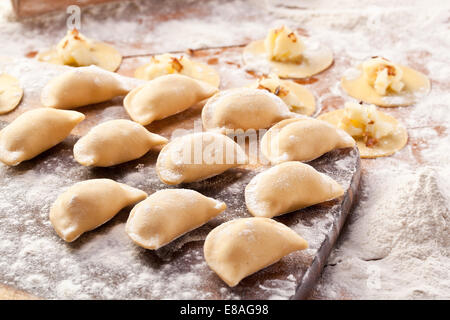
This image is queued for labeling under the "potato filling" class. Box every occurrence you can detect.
[338,102,394,146]
[255,74,304,110]
[264,26,304,63]
[56,29,98,67]
[144,54,195,78]
[362,57,405,96]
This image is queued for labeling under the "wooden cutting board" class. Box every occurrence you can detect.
[0,45,360,300]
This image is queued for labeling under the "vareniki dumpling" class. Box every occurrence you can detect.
[74,119,168,167]
[0,108,85,166]
[202,88,292,133]
[245,161,344,218]
[261,118,355,163]
[124,74,218,125]
[0,73,23,114]
[50,179,147,242]
[41,66,129,109]
[126,189,226,250]
[156,132,247,185]
[204,217,308,287]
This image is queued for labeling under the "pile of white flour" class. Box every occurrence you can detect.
[0,0,449,299]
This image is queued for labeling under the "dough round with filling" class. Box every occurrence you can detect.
[202,88,293,133]
[41,66,129,109]
[134,53,220,87]
[341,61,430,107]
[0,73,23,114]
[0,108,85,166]
[243,39,333,78]
[50,179,147,242]
[204,217,308,287]
[126,189,226,250]
[74,119,168,167]
[245,161,344,218]
[249,75,316,116]
[261,118,355,164]
[124,74,218,125]
[37,29,122,72]
[156,132,247,185]
[318,108,408,158]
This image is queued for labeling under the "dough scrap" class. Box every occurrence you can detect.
[0,108,85,166]
[202,88,293,133]
[243,26,333,78]
[204,217,308,287]
[249,74,316,116]
[41,66,129,109]
[124,74,218,125]
[134,53,220,87]
[74,119,168,167]
[0,73,23,114]
[318,104,408,158]
[261,118,355,164]
[37,29,122,72]
[245,161,344,218]
[156,132,247,185]
[126,189,226,250]
[50,179,147,242]
[341,57,430,107]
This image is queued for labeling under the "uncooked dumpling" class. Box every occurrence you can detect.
[202,88,293,133]
[37,29,122,72]
[126,189,226,250]
[0,73,23,114]
[243,26,333,78]
[249,74,316,116]
[318,101,408,158]
[204,217,308,287]
[73,119,168,167]
[156,132,247,185]
[0,108,85,166]
[134,53,220,87]
[341,56,430,107]
[41,66,129,109]
[245,161,344,218]
[261,118,355,164]
[124,74,218,125]
[50,179,147,242]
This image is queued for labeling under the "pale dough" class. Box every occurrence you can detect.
[37,29,122,72]
[245,161,344,218]
[249,76,316,116]
[126,189,226,250]
[41,66,129,109]
[318,108,408,158]
[124,74,218,125]
[243,39,333,78]
[156,132,247,185]
[204,217,308,287]
[0,108,85,166]
[73,119,168,167]
[0,73,23,114]
[261,118,355,164]
[50,179,147,242]
[341,64,430,107]
[202,88,293,133]
[134,53,220,87]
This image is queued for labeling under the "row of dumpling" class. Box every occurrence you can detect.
[19,25,425,159]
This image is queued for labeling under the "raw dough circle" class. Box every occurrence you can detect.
[318,109,408,158]
[37,42,122,72]
[134,57,220,88]
[341,64,430,107]
[243,39,333,79]
[249,79,316,116]
[0,73,23,114]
